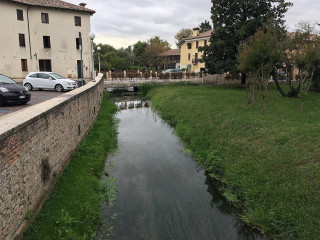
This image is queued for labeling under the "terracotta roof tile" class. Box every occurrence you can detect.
[161,49,181,56]
[6,0,95,14]
[184,30,213,41]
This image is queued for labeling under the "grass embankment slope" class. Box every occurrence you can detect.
[149,85,320,239]
[23,93,118,240]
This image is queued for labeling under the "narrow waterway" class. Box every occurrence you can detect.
[101,97,265,240]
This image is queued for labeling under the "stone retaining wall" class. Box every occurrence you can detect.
[0,74,104,240]
[204,74,241,85]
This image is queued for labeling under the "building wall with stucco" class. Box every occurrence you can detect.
[179,29,211,73]
[0,1,93,79]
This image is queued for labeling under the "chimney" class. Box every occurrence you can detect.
[193,27,200,37]
[79,2,87,7]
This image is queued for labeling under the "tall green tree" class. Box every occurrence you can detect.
[199,20,212,33]
[143,36,170,69]
[94,43,116,71]
[201,0,292,79]
[133,41,147,66]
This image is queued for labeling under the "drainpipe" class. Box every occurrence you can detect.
[27,7,32,59]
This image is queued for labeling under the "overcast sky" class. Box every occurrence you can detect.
[68,0,319,49]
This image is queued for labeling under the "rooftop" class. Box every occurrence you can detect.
[184,30,213,41]
[177,29,213,47]
[5,0,95,14]
[161,49,181,56]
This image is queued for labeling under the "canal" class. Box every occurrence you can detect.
[101,97,265,240]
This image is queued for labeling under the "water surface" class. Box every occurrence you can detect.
[102,99,265,240]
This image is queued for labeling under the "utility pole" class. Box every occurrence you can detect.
[79,32,84,86]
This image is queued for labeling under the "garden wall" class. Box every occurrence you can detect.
[204,74,241,85]
[0,74,104,240]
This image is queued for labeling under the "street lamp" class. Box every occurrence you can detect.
[97,46,101,73]
[88,32,95,80]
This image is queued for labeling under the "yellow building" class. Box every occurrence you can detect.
[178,27,212,72]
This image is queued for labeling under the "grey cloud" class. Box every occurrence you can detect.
[68,0,318,48]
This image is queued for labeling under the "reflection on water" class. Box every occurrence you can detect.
[100,99,266,240]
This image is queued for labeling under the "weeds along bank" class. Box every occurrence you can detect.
[22,93,118,240]
[148,85,320,239]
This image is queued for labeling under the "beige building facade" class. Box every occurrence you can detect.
[0,0,95,79]
[179,28,212,72]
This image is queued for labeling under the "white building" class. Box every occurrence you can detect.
[0,0,95,79]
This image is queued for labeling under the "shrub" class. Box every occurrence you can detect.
[139,82,158,96]
[144,72,151,79]
[158,72,165,79]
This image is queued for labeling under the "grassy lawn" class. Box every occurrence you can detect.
[149,84,320,240]
[23,93,118,240]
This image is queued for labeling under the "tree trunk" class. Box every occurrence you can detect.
[263,80,268,112]
[250,76,256,106]
[241,72,246,86]
[272,68,287,97]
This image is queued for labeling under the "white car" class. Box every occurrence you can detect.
[23,72,77,92]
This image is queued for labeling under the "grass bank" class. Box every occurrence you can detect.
[149,85,320,239]
[23,92,118,240]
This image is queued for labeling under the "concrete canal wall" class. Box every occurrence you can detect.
[0,74,104,240]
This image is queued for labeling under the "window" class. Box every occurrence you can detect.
[196,41,199,48]
[38,73,50,79]
[187,43,192,49]
[76,38,80,49]
[195,53,198,63]
[30,73,38,78]
[75,16,81,26]
[188,53,191,61]
[21,59,28,71]
[204,40,207,46]
[39,60,52,72]
[19,34,26,47]
[17,9,23,21]
[43,36,51,48]
[41,13,49,23]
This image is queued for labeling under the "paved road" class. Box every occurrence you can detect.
[0,90,64,117]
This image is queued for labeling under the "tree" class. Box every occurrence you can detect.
[110,57,130,71]
[93,45,133,71]
[175,28,192,47]
[143,36,170,69]
[133,41,147,66]
[94,43,116,71]
[238,27,282,111]
[201,0,292,79]
[275,22,320,111]
[199,20,212,33]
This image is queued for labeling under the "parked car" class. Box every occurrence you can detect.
[163,69,182,79]
[0,74,31,106]
[23,72,77,92]
[164,69,182,73]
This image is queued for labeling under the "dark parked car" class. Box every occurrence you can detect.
[0,74,31,106]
